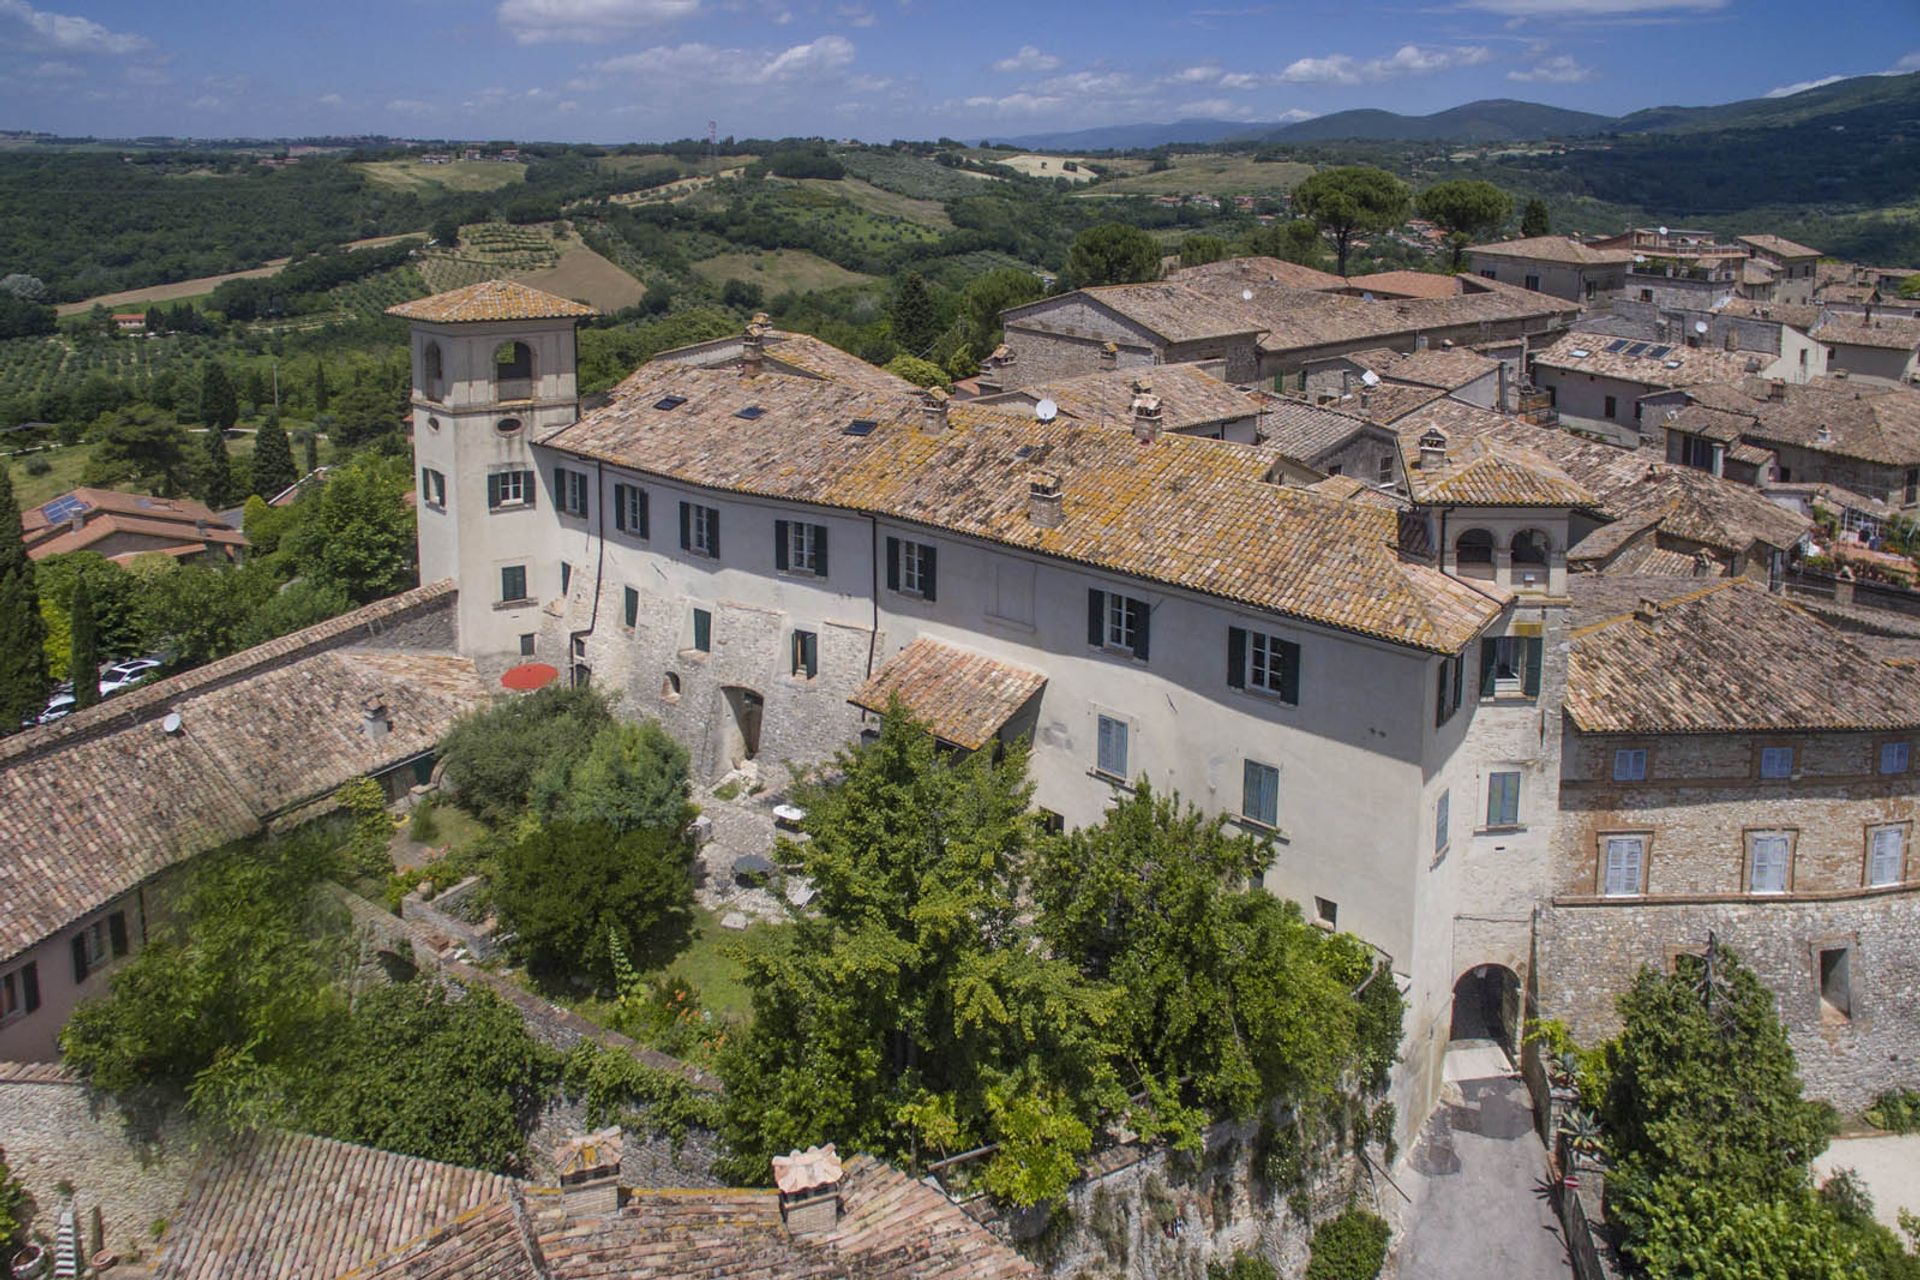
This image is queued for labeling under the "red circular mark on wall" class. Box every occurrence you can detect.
[500,662,559,692]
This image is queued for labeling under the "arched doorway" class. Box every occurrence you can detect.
[1450,963,1521,1054]
[718,686,763,772]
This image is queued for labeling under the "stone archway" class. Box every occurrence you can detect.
[1450,963,1522,1054]
[717,685,764,773]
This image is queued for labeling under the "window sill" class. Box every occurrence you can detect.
[423,501,446,513]
[778,569,824,581]
[1479,694,1538,706]
[1091,645,1146,664]
[493,598,535,612]
[1232,816,1290,842]
[1476,824,1527,836]
[488,502,532,514]
[1236,685,1298,708]
[1089,769,1134,790]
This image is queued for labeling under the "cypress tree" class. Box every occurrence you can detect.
[313,361,329,413]
[200,361,238,430]
[302,429,320,476]
[1520,198,1550,238]
[888,271,940,358]
[70,573,98,709]
[200,425,234,509]
[0,465,50,731]
[251,411,296,499]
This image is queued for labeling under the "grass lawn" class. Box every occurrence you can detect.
[692,249,877,295]
[652,907,784,1021]
[10,425,279,511]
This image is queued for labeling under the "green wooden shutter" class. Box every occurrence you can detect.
[109,911,128,958]
[708,509,719,559]
[636,490,649,539]
[1480,639,1497,698]
[921,545,936,601]
[1088,589,1105,647]
[1227,627,1246,689]
[1278,639,1300,705]
[71,934,88,984]
[612,483,627,532]
[1130,598,1151,660]
[679,502,691,551]
[1523,637,1544,698]
[886,537,900,591]
[813,526,828,578]
[487,473,502,508]
[1435,661,1448,727]
[624,587,639,628]
[774,519,790,571]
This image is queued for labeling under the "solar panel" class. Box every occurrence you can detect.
[653,395,688,411]
[1624,342,1649,357]
[1605,339,1631,353]
[1014,445,1035,459]
[734,406,765,420]
[1646,345,1672,358]
[843,419,877,437]
[39,494,90,524]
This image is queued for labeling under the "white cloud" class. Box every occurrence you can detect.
[1764,73,1845,98]
[188,94,220,110]
[0,0,148,54]
[1173,64,1225,83]
[318,92,345,107]
[1274,107,1318,122]
[1458,0,1725,13]
[26,59,81,78]
[959,90,1068,116]
[386,98,435,114]
[497,0,701,44]
[993,44,1060,73]
[1280,44,1491,85]
[1508,54,1594,82]
[596,34,854,86]
[1893,50,1920,72]
[835,3,875,26]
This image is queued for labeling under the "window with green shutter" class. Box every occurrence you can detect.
[623,587,639,629]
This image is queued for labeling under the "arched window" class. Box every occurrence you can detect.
[494,341,534,401]
[422,342,445,401]
[1455,528,1495,579]
[1511,529,1551,566]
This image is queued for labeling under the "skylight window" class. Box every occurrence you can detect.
[1569,348,1592,359]
[653,395,688,411]
[1015,445,1035,459]
[1647,345,1672,358]
[1625,342,1649,357]
[843,419,878,436]
[1605,339,1631,353]
[735,405,765,420]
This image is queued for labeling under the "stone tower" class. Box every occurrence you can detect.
[386,280,596,664]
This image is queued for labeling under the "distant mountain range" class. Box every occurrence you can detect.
[992,72,1920,151]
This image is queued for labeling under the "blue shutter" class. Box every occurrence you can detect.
[1523,637,1544,698]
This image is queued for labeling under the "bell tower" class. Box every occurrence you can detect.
[387,280,597,664]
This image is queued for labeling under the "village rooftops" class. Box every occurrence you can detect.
[386,279,597,324]
[20,487,248,563]
[541,362,1508,655]
[654,326,920,396]
[1735,233,1823,261]
[1578,464,1810,558]
[1714,297,1823,331]
[1069,280,1269,344]
[1681,380,1920,466]
[1168,254,1346,291]
[1336,270,1465,300]
[1465,235,1636,267]
[1346,345,1503,393]
[0,581,483,966]
[1390,399,1597,509]
[851,638,1047,750]
[1216,275,1577,356]
[1811,311,1920,352]
[1531,333,1766,388]
[1566,576,1920,735]
[975,361,1265,434]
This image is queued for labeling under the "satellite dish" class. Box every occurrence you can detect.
[1034,398,1058,423]
[1359,369,1381,387]
[1241,289,1254,302]
[162,712,183,735]
[1695,320,1709,334]
[1658,226,1668,237]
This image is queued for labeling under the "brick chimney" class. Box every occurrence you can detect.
[555,1127,624,1221]
[920,386,950,436]
[1098,341,1118,371]
[1130,379,1162,443]
[773,1144,845,1237]
[742,313,771,374]
[1027,470,1064,528]
[1417,427,1448,471]
[360,695,391,741]
[1767,379,1787,402]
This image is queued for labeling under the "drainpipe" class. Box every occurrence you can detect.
[865,514,881,681]
[567,458,606,686]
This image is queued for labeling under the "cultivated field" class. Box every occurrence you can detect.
[519,246,648,312]
[357,158,527,195]
[1089,153,1315,196]
[692,249,877,294]
[988,153,1103,182]
[55,234,427,317]
[795,177,952,230]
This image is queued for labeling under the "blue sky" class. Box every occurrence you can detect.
[1,0,1917,142]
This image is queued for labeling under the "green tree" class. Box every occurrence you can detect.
[1292,166,1411,278]
[329,376,403,449]
[0,1151,25,1251]
[69,571,99,708]
[1242,218,1327,269]
[300,982,556,1174]
[1628,1179,1857,1280]
[438,683,614,826]
[959,267,1045,351]
[232,577,351,649]
[1180,234,1230,268]
[1066,222,1164,288]
[301,427,321,475]
[495,821,694,982]
[312,360,329,413]
[33,551,140,673]
[430,215,461,248]
[561,719,695,836]
[134,561,276,665]
[881,353,951,388]
[250,411,296,499]
[1416,180,1514,269]
[0,464,50,730]
[84,406,193,496]
[1520,197,1550,238]
[888,271,941,356]
[1304,1208,1391,1280]
[199,425,235,510]
[279,454,416,601]
[199,361,238,431]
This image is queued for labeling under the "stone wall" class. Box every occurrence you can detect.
[0,1065,198,1264]
[1535,891,1920,1113]
[399,875,497,961]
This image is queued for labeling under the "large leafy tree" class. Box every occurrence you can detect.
[438,684,613,826]
[560,719,695,836]
[249,411,297,499]
[34,551,140,680]
[959,267,1044,351]
[1292,165,1411,278]
[280,453,416,601]
[494,821,694,981]
[135,560,277,665]
[84,406,193,496]
[1416,180,1513,269]
[199,425,235,510]
[1066,222,1164,288]
[1242,218,1327,269]
[0,464,50,730]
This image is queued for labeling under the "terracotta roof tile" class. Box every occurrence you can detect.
[852,638,1047,750]
[977,362,1264,434]
[387,280,596,324]
[1467,235,1635,266]
[1812,312,1920,352]
[1349,345,1502,392]
[1391,400,1597,509]
[1169,256,1346,291]
[1533,333,1765,388]
[1340,270,1464,300]
[1682,380,1920,466]
[1736,233,1823,260]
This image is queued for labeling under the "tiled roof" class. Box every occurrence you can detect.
[1532,333,1765,388]
[21,487,246,561]
[1391,400,1596,509]
[1585,465,1809,557]
[155,1131,517,1280]
[1715,297,1823,330]
[650,329,919,395]
[1169,255,1346,291]
[978,362,1264,434]
[541,366,1506,654]
[1812,312,1920,352]
[1349,345,1502,391]
[1340,270,1464,300]
[1682,380,1920,466]
[1736,233,1823,260]
[348,1196,539,1280]
[1466,236,1635,267]
[387,280,597,324]
[1071,281,1268,343]
[1664,403,1754,443]
[0,583,483,964]
[1235,277,1575,356]
[1566,577,1920,734]
[1256,398,1380,464]
[1769,480,1899,520]
[851,638,1048,750]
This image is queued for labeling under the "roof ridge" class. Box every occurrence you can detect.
[1569,577,1743,639]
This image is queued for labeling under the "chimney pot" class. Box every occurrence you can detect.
[1098,341,1118,371]
[919,386,950,435]
[774,1144,845,1237]
[1027,470,1064,528]
[742,313,770,372]
[1417,427,1448,470]
[556,1127,624,1222]
[1130,383,1162,443]
[1634,597,1663,625]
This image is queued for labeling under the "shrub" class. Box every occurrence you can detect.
[1304,1208,1390,1280]
[337,775,393,876]
[1864,1088,1920,1134]
[1209,1255,1278,1280]
[0,1152,24,1250]
[494,820,693,983]
[438,684,611,825]
[22,454,50,476]
[561,720,693,836]
[407,796,441,844]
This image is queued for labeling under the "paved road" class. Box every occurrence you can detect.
[1390,1062,1571,1280]
[1815,1133,1920,1235]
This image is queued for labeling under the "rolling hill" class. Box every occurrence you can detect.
[1617,69,1920,133]
[991,118,1272,151]
[1267,99,1614,143]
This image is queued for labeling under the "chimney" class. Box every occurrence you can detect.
[1027,470,1064,528]
[68,512,85,533]
[360,696,391,741]
[1834,565,1856,606]
[1864,303,1874,326]
[742,313,770,373]
[1724,328,1737,351]
[1692,551,1714,578]
[1634,597,1663,626]
[920,386,950,436]
[1766,379,1787,403]
[1098,341,1118,371]
[773,1144,845,1237]
[1815,422,1833,443]
[1497,361,1510,414]
[1417,427,1448,470]
[1415,334,1430,352]
[1710,441,1725,477]
[555,1128,624,1222]
[195,518,210,538]
[1130,379,1162,443]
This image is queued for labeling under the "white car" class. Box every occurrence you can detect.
[26,683,75,727]
[97,658,162,696]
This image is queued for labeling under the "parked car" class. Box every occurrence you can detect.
[30,683,75,726]
[97,657,162,697]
